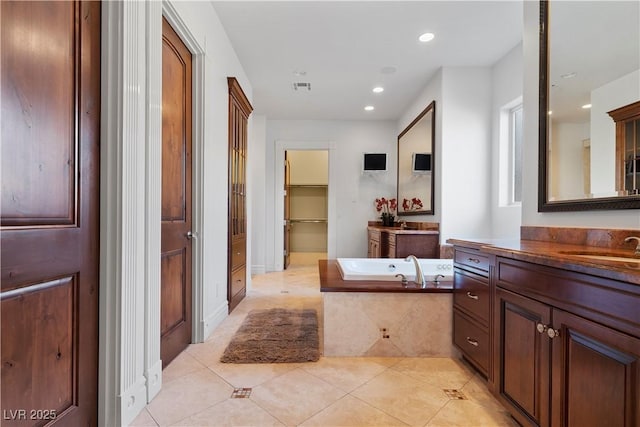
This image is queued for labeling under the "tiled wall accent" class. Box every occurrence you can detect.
[323,292,453,357]
[521,226,640,249]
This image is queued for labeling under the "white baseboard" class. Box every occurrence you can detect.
[120,375,148,426]
[202,301,228,340]
[145,359,162,403]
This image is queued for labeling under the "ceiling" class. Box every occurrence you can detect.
[211,1,523,121]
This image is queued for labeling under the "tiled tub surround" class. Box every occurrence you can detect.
[320,260,455,357]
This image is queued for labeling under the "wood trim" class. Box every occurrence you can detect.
[227,77,253,117]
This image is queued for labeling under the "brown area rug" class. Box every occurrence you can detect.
[220,308,320,363]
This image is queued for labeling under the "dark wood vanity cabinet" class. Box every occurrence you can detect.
[452,247,492,379]
[367,226,439,258]
[494,257,640,427]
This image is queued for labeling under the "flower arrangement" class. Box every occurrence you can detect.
[402,197,423,212]
[375,197,397,226]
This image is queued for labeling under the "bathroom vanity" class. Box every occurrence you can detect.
[367,222,440,259]
[449,227,640,427]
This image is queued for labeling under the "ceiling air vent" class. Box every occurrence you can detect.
[292,82,311,91]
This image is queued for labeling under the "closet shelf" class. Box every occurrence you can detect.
[290,219,328,224]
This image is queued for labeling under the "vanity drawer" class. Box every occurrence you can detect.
[231,239,246,268]
[454,248,490,274]
[230,266,246,296]
[453,270,489,326]
[453,310,489,376]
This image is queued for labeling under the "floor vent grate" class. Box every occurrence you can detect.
[443,389,466,400]
[231,387,252,398]
[280,290,290,294]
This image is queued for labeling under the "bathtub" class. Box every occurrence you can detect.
[336,257,453,283]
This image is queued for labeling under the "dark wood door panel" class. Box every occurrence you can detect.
[497,288,551,427]
[1,1,100,425]
[161,17,192,368]
[1,1,77,226]
[552,309,640,427]
[161,249,187,336]
[1,277,77,421]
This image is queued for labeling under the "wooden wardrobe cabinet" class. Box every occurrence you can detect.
[227,77,252,312]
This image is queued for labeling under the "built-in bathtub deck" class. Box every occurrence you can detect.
[319,259,455,358]
[319,260,453,292]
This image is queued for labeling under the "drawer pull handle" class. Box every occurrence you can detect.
[467,257,481,264]
[466,337,479,347]
[466,292,479,300]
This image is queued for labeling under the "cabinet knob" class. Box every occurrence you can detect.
[466,337,479,347]
[547,328,560,339]
[536,323,548,334]
[466,292,479,300]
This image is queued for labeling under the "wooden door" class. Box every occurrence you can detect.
[284,153,291,269]
[495,288,551,427]
[551,309,640,427]
[161,18,192,368]
[1,1,100,425]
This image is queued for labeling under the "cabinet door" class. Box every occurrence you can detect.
[496,288,551,427]
[551,309,640,427]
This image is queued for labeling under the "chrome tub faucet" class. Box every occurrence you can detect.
[405,255,425,288]
[624,236,640,257]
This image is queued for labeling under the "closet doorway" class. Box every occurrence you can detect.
[284,150,328,268]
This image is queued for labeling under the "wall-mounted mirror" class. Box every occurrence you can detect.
[397,101,435,215]
[539,0,640,211]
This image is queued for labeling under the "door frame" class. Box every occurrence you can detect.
[99,1,205,424]
[274,141,337,271]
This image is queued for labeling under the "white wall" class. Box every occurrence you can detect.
[549,122,590,199]
[491,43,523,239]
[397,67,494,243]
[257,120,397,271]
[591,69,640,196]
[522,0,640,228]
[398,70,443,226]
[249,114,266,277]
[440,67,493,242]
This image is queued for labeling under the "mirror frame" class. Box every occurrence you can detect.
[538,0,640,211]
[397,100,436,216]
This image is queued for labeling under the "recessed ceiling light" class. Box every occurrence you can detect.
[372,87,384,93]
[418,32,435,43]
[364,106,375,111]
[561,72,577,79]
[582,104,592,109]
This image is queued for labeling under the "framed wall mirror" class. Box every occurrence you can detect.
[397,101,435,215]
[539,0,640,211]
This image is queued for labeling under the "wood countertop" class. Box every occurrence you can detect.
[447,237,640,285]
[318,259,452,293]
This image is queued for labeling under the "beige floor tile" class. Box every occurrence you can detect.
[210,362,301,389]
[351,369,450,427]
[425,399,518,427]
[250,368,346,426]
[130,408,159,426]
[162,351,207,384]
[301,357,390,393]
[170,398,285,427]
[461,374,507,413]
[300,394,409,427]
[146,369,233,426]
[391,358,473,390]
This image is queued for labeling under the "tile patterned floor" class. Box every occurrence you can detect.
[131,254,517,427]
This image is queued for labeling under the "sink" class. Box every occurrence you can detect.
[558,251,640,264]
